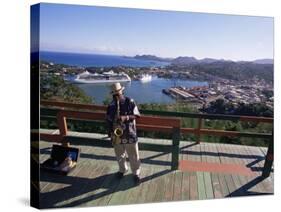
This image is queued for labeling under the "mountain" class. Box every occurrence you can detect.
[171,56,273,65]
[199,58,218,63]
[171,56,234,65]
[172,56,198,65]
[133,54,273,66]
[252,59,273,64]
[133,54,173,62]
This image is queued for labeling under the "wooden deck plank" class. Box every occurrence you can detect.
[187,142,201,162]
[40,163,85,195]
[107,173,137,206]
[173,171,183,201]
[243,145,265,193]
[179,141,185,162]
[215,142,226,165]
[211,173,223,198]
[259,146,267,156]
[237,145,257,195]
[38,131,274,208]
[217,173,230,197]
[203,172,214,199]
[197,172,206,200]
[163,170,176,202]
[246,145,265,174]
[40,163,102,208]
[224,174,236,196]
[153,170,170,203]
[206,143,217,198]
[39,141,94,194]
[189,171,198,200]
[181,171,190,201]
[143,167,162,204]
[226,143,254,196]
[224,144,248,197]
[200,143,207,162]
[107,139,172,206]
[134,168,156,204]
[215,143,231,197]
[125,168,155,205]
[58,164,108,205]
[231,174,244,196]
[218,144,240,196]
[152,139,172,203]
[83,169,120,207]
[194,142,202,162]
[246,145,273,193]
[56,165,111,208]
[205,144,223,198]
[205,142,217,163]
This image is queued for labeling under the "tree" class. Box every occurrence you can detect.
[40,74,93,104]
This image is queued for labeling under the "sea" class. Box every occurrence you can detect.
[40,51,208,104]
[40,51,170,67]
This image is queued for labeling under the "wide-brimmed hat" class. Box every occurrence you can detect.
[111,82,125,95]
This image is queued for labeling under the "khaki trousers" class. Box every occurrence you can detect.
[113,142,141,176]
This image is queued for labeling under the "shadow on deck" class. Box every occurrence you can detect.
[38,130,273,209]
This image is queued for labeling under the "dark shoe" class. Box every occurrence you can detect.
[133,175,141,185]
[115,172,124,179]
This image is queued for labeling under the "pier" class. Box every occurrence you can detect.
[162,86,216,104]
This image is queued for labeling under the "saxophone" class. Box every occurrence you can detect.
[112,99,123,145]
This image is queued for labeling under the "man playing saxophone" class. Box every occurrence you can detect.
[106,83,141,185]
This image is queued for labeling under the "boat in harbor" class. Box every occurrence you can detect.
[138,74,152,82]
[65,70,131,84]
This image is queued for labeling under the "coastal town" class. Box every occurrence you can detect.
[162,78,273,110]
[40,61,274,111]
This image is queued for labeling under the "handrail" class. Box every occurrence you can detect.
[55,109,181,136]
[55,109,181,170]
[41,100,107,111]
[39,100,274,177]
[41,107,272,140]
[41,100,273,123]
[40,100,273,140]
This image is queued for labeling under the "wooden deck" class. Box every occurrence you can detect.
[38,129,274,209]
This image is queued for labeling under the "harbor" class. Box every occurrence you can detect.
[74,76,208,104]
[162,85,223,105]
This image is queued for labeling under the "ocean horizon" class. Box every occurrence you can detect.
[39,51,207,104]
[40,51,170,68]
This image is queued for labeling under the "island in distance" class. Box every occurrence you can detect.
[130,54,273,65]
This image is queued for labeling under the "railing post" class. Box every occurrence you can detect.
[262,130,273,178]
[171,127,180,170]
[57,111,69,147]
[196,118,203,144]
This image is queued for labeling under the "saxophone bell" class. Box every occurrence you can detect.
[114,127,123,137]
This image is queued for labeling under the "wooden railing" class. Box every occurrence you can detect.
[41,103,181,170]
[39,100,273,177]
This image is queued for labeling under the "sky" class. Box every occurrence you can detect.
[38,3,274,61]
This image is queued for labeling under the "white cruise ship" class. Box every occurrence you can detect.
[65,70,131,84]
[139,74,152,83]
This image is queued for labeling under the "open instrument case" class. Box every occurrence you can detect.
[40,144,80,175]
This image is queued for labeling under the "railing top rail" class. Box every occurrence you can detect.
[58,109,181,128]
[141,110,273,123]
[41,100,106,111]
[41,100,273,124]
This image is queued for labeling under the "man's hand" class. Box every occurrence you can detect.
[119,115,129,122]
